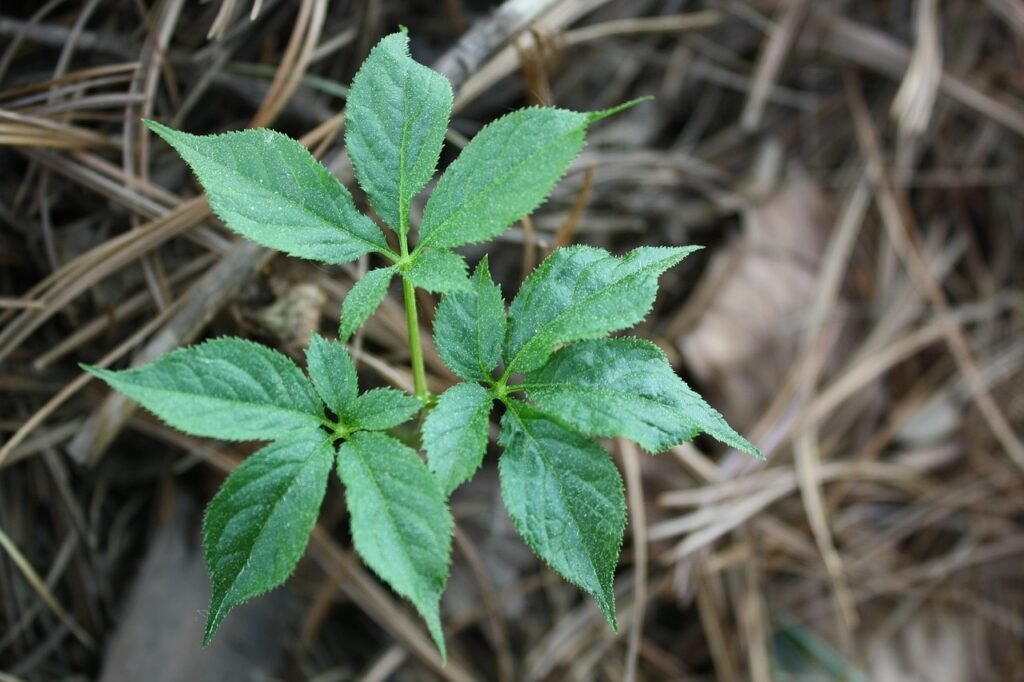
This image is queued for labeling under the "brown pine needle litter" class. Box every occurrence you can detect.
[1,0,1022,679]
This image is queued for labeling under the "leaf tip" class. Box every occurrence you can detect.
[202,607,223,647]
[587,96,653,124]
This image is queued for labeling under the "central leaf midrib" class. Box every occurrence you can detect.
[349,438,432,605]
[212,443,328,619]
[398,63,413,235]
[504,404,604,593]
[419,119,581,250]
[508,264,658,373]
[120,380,322,423]
[188,140,385,251]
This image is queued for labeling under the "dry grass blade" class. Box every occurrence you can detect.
[619,438,647,682]
[0,111,116,149]
[0,527,95,650]
[740,0,810,130]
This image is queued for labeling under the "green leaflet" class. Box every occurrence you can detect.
[523,338,763,457]
[505,245,701,374]
[340,265,396,342]
[417,107,589,250]
[83,338,324,441]
[337,431,453,659]
[145,120,389,263]
[403,248,470,293]
[423,382,493,495]
[498,400,625,629]
[203,434,334,644]
[433,257,506,382]
[346,31,452,236]
[347,387,422,431]
[305,332,358,418]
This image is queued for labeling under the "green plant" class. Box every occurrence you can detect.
[84,30,762,659]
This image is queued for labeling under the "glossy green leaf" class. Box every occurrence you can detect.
[423,382,493,495]
[433,257,506,382]
[203,434,334,643]
[305,332,358,418]
[523,338,763,457]
[338,432,453,658]
[347,387,422,431]
[505,245,700,374]
[145,120,389,263]
[498,400,625,629]
[84,338,324,441]
[418,107,589,250]
[403,248,470,293]
[340,265,396,342]
[346,31,452,236]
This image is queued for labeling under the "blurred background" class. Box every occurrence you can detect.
[1,1,1022,680]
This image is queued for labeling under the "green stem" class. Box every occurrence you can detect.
[399,229,429,401]
[402,277,429,400]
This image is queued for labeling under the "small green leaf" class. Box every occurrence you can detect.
[145,120,389,263]
[305,332,358,418]
[348,387,422,431]
[83,338,324,441]
[523,338,763,457]
[403,248,470,293]
[340,265,396,342]
[418,107,589,250]
[433,256,506,382]
[498,400,625,629]
[203,434,334,643]
[346,31,453,236]
[423,382,493,495]
[338,431,453,658]
[505,245,701,374]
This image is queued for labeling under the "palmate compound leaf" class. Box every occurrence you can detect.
[423,382,493,495]
[345,30,452,236]
[337,431,454,659]
[145,121,389,264]
[498,400,626,629]
[203,434,334,644]
[432,256,505,382]
[522,338,763,458]
[339,265,396,342]
[505,245,702,375]
[83,337,324,441]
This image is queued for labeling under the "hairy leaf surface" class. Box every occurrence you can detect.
[84,338,324,441]
[433,257,506,382]
[348,388,422,431]
[423,382,493,495]
[145,120,388,263]
[305,332,358,418]
[498,401,625,629]
[340,265,396,342]
[346,31,452,235]
[403,248,470,293]
[338,432,453,658]
[418,107,589,250]
[203,435,334,643]
[505,245,700,374]
[523,338,762,457]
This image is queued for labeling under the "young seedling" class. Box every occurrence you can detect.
[84,29,762,659]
